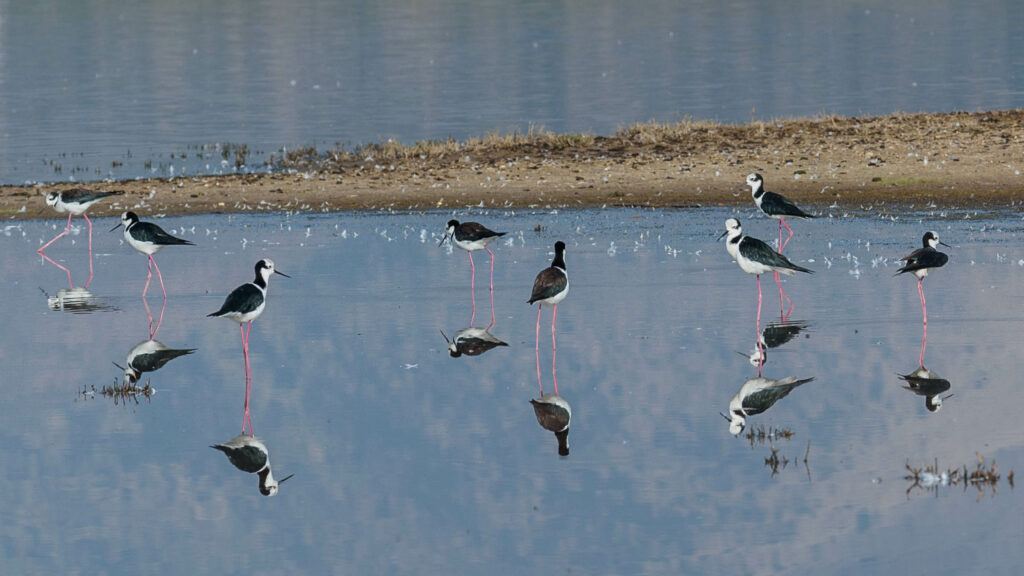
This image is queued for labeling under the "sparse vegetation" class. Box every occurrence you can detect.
[904,454,1012,499]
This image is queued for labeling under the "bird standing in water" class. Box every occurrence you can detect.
[528,241,568,395]
[440,219,506,328]
[208,259,290,435]
[896,231,949,326]
[112,211,195,299]
[720,219,812,374]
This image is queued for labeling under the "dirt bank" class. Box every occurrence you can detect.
[5,109,1023,221]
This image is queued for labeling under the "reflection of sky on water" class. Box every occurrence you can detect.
[4,208,1023,574]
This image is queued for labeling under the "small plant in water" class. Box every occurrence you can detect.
[100,378,154,406]
[903,454,1012,499]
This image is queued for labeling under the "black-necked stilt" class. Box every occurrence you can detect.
[746,173,813,253]
[899,367,953,413]
[39,188,122,254]
[208,258,289,435]
[747,173,814,318]
[531,393,571,456]
[723,376,814,435]
[112,211,195,299]
[211,434,294,496]
[720,219,812,371]
[440,220,506,327]
[116,339,196,385]
[441,327,508,358]
[528,241,568,395]
[896,231,949,326]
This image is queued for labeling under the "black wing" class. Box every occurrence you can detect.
[209,283,262,317]
[528,267,568,303]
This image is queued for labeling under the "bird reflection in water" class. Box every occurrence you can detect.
[742,319,810,368]
[899,367,953,413]
[211,434,293,497]
[723,376,814,435]
[43,286,117,314]
[441,327,508,358]
[115,339,196,385]
[898,293,953,412]
[531,393,571,456]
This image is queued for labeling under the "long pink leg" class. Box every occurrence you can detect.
[779,218,794,253]
[774,273,794,321]
[487,246,496,329]
[38,213,73,253]
[535,306,543,394]
[551,304,559,395]
[756,275,764,376]
[918,279,927,325]
[84,213,95,288]
[468,251,476,326]
[149,256,167,300]
[143,257,153,299]
[241,321,254,435]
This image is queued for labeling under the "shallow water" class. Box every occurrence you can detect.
[2,0,1023,184]
[6,207,1024,573]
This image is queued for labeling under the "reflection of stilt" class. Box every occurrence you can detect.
[144,293,167,339]
[919,317,928,369]
[534,304,560,395]
[551,304,559,395]
[240,321,254,436]
[40,251,74,289]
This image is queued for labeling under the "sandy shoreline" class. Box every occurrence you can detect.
[5,109,1023,221]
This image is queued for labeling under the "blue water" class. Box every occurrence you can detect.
[4,207,1023,574]
[1,0,1023,184]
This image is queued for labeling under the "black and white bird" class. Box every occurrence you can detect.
[896,231,950,325]
[208,259,290,327]
[211,434,294,497]
[528,241,569,395]
[720,218,812,369]
[441,327,508,358]
[440,219,506,253]
[531,394,571,456]
[208,259,289,436]
[112,211,195,299]
[746,173,814,253]
[116,339,196,384]
[39,188,122,254]
[723,376,815,435]
[440,220,506,327]
[899,367,953,413]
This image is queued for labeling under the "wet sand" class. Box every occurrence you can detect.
[5,109,1023,221]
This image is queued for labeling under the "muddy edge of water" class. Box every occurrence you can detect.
[5,109,1023,220]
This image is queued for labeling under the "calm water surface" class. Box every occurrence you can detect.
[4,207,1023,574]
[1,0,1023,184]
